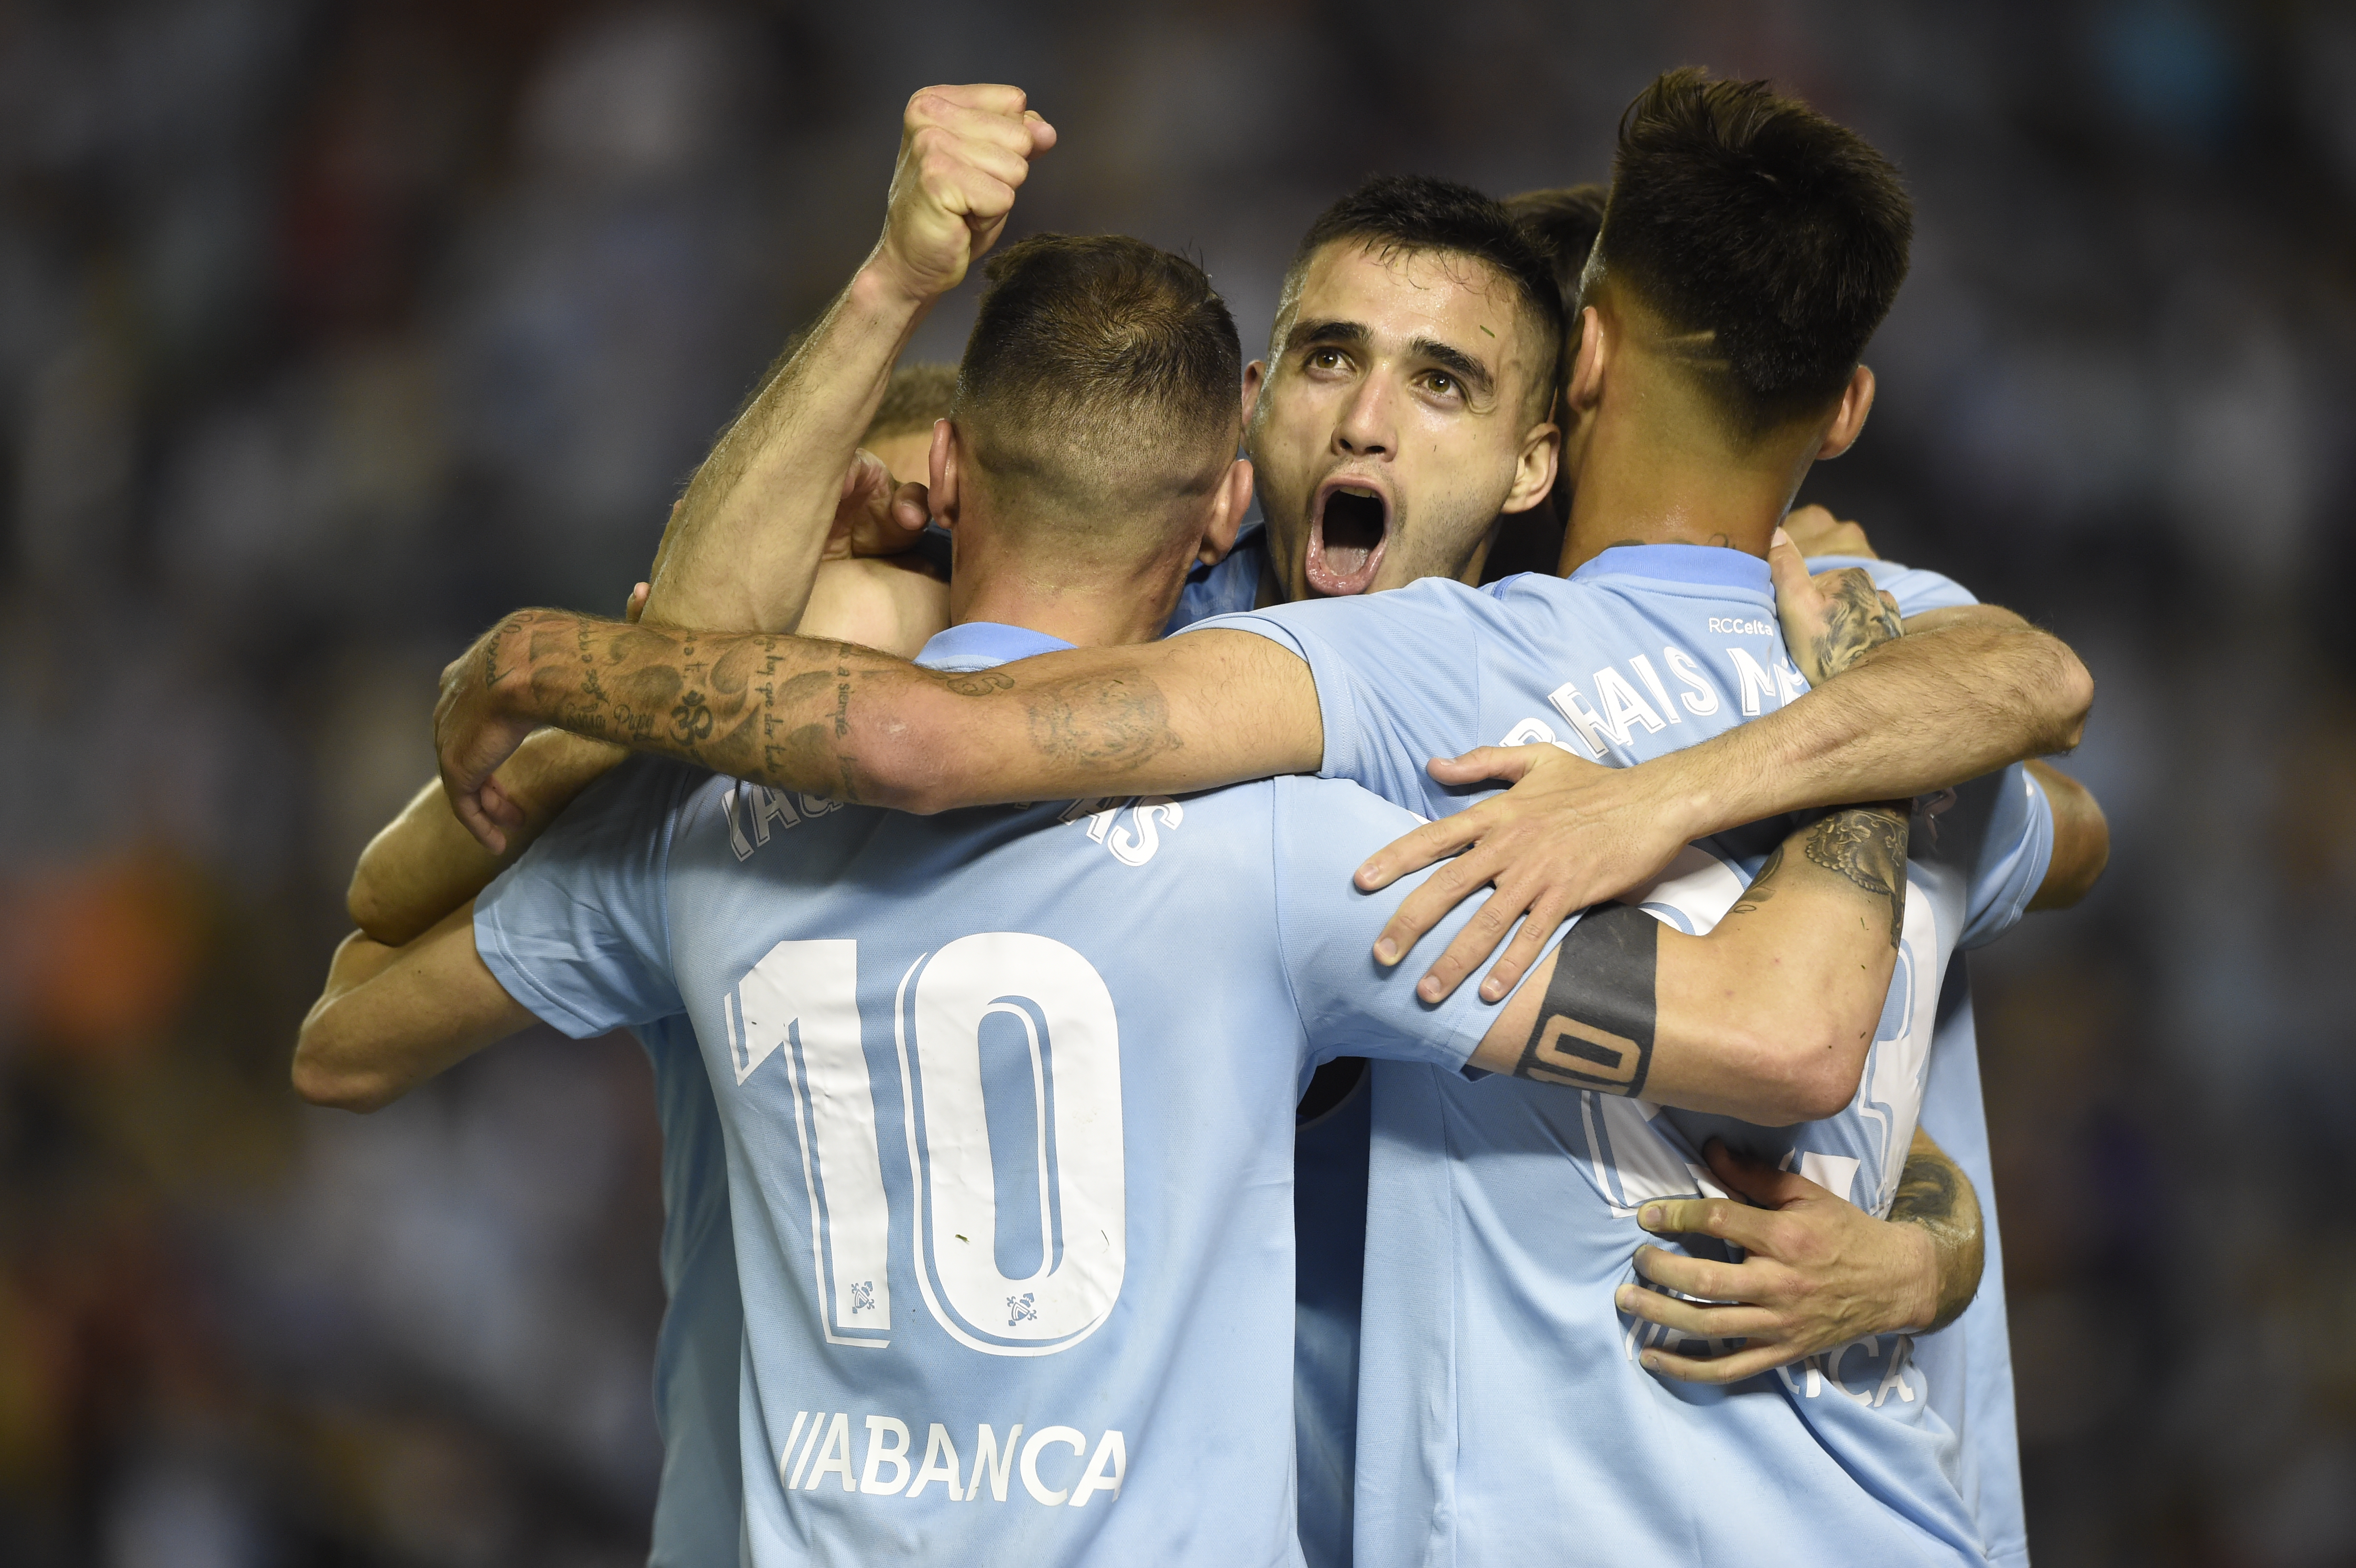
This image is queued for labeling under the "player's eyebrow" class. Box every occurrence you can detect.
[1406,335,1495,401]
[1286,319,1496,401]
[1284,317,1369,354]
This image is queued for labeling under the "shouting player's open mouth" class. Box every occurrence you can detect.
[1305,476,1392,596]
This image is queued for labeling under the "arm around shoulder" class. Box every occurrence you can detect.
[2025,757,2109,911]
[350,729,630,944]
[294,903,537,1112]
[1465,802,1910,1125]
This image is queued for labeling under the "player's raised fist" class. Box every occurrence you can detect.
[871,84,1057,303]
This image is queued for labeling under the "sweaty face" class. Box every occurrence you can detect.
[1245,242,1551,600]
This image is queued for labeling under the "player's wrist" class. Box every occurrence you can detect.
[1639,746,1731,845]
[481,609,577,722]
[1885,1217,1942,1333]
[854,243,948,315]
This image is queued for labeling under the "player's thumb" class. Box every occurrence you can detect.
[1767,527,1811,599]
[1427,745,1538,786]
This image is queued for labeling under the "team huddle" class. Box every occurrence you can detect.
[297,69,2105,1568]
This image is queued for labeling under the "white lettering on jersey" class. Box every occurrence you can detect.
[805,1413,857,1490]
[1546,680,1613,756]
[1628,654,1683,727]
[1725,647,1779,716]
[969,1423,1021,1502]
[860,1416,913,1494]
[1663,647,1720,716]
[1592,666,1669,743]
[1058,796,1184,865]
[1707,615,1776,636]
[725,783,841,860]
[776,1412,1123,1507]
[727,941,894,1343]
[906,1423,964,1499]
[1771,1335,1925,1408]
[1021,1427,1087,1504]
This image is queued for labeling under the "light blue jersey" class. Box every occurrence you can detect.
[475,621,1558,1568]
[636,1016,743,1568]
[1291,1062,1371,1568]
[1197,545,2052,1565]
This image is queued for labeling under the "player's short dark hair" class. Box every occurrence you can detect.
[1505,184,1608,315]
[1277,175,1565,420]
[864,363,957,441]
[954,233,1240,529]
[1592,67,1912,441]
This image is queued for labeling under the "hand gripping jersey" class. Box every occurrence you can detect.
[474,621,1559,1568]
[1195,545,2051,1566]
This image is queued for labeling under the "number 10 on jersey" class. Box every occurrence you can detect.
[723,934,1128,1358]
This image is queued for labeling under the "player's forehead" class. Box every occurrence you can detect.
[1286,239,1543,395]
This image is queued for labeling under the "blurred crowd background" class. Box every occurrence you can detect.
[0,0,2350,1563]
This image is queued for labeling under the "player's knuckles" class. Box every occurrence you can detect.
[1692,1201,1743,1240]
[905,87,962,130]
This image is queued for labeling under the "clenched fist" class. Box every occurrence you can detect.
[870,84,1058,303]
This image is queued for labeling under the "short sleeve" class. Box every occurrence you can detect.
[1187,577,1487,818]
[1958,766,2054,949]
[1909,764,2054,951]
[475,756,696,1038]
[1267,775,1563,1070]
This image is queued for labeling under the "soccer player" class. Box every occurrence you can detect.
[1770,503,2108,1568]
[299,228,1926,1566]
[429,72,2099,1565]
[336,88,1060,1567]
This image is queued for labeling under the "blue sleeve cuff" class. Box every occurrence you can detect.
[1179,610,1355,781]
[473,898,626,1040]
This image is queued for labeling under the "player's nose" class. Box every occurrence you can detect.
[1333,375,1394,457]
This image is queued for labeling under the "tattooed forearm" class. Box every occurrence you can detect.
[469,612,901,798]
[1020,670,1182,773]
[1889,1136,1984,1330]
[1516,903,1658,1098]
[1803,804,1911,947]
[456,607,1203,814]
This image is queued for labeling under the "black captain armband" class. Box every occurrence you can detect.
[1516,902,1658,1098]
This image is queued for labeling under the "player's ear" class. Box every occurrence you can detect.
[1198,457,1253,567]
[1815,366,1876,460]
[1566,306,1607,414]
[1502,419,1559,515]
[1241,360,1267,427]
[929,418,962,529]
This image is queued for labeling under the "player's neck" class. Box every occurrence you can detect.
[1556,410,1805,577]
[946,534,1189,650]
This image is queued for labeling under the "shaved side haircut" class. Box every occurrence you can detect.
[953,233,1240,552]
[1275,174,1567,420]
[1588,67,1913,444]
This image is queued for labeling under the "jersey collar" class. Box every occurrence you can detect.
[1569,543,1771,595]
[914,621,1077,672]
